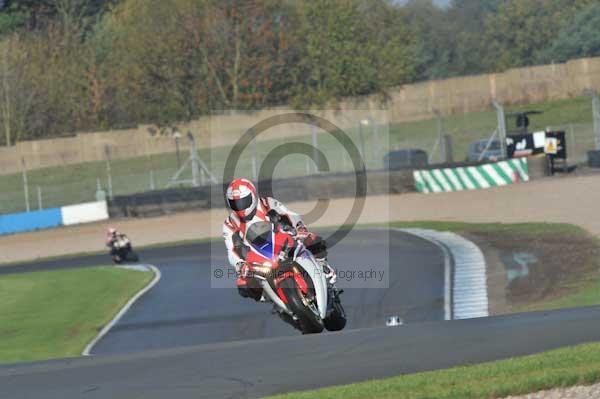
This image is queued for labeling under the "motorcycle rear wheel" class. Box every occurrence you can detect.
[279,278,324,334]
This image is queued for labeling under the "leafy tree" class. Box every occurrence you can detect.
[444,0,499,75]
[481,0,594,71]
[176,0,298,109]
[403,0,454,80]
[0,36,33,145]
[293,0,415,105]
[539,2,600,63]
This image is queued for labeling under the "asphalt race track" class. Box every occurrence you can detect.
[3,306,600,399]
[4,229,600,398]
[1,230,446,354]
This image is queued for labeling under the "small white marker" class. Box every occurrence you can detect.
[386,316,404,327]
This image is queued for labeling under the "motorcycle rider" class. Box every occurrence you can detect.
[223,178,335,301]
[105,227,127,258]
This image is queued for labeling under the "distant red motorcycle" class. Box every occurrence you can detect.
[243,220,345,334]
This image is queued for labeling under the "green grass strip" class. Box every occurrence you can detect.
[0,266,153,364]
[265,342,600,399]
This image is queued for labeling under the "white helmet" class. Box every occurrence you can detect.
[226,178,258,220]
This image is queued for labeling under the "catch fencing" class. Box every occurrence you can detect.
[1,88,600,216]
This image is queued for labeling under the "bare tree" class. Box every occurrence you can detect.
[0,37,33,146]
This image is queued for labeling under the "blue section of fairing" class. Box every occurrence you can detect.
[252,234,274,259]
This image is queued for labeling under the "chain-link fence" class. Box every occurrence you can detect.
[1,95,599,215]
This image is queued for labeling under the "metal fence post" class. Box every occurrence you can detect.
[104,145,113,199]
[568,124,576,159]
[37,186,42,210]
[373,120,382,165]
[21,157,30,212]
[311,125,318,174]
[493,101,508,159]
[149,170,155,190]
[252,138,258,181]
[433,110,445,163]
[358,121,367,165]
[592,91,600,150]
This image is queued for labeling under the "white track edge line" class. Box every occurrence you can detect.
[82,264,162,356]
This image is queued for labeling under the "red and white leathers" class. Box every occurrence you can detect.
[223,196,302,271]
[223,196,332,300]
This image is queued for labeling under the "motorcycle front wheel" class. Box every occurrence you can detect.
[279,278,324,334]
[324,296,346,331]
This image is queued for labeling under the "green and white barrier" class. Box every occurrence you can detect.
[414,158,529,193]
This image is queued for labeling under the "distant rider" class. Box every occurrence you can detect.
[222,178,334,301]
[105,227,126,257]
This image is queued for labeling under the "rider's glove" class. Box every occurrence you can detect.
[235,260,248,274]
[295,222,310,239]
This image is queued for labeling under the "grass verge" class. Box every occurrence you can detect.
[0,266,153,364]
[389,221,600,311]
[264,341,600,399]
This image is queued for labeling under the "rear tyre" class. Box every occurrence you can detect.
[280,278,324,334]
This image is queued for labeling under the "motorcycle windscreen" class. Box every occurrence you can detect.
[246,221,274,259]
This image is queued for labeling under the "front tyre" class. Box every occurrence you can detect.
[279,278,324,334]
[324,296,346,331]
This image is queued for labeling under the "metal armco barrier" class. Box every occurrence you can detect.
[413,158,529,193]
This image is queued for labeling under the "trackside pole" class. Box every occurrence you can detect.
[37,186,42,210]
[493,101,508,159]
[104,145,113,199]
[592,91,600,150]
[167,132,217,188]
[21,157,30,212]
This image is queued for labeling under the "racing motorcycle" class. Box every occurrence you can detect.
[243,220,346,334]
[110,235,139,264]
